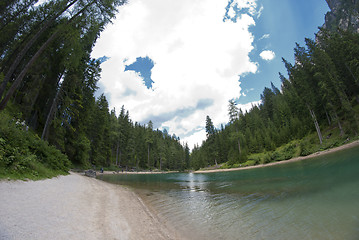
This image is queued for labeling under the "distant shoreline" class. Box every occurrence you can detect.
[98,169,179,175]
[95,140,359,175]
[194,140,359,174]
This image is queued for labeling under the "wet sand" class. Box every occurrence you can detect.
[195,140,359,173]
[0,173,181,240]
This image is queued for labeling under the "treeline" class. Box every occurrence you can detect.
[104,107,190,171]
[0,0,188,172]
[191,29,359,170]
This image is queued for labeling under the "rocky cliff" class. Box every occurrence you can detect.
[324,0,359,32]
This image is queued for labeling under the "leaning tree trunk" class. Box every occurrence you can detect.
[333,110,344,136]
[0,30,60,110]
[0,0,79,100]
[0,0,96,111]
[308,105,323,145]
[41,71,65,140]
[0,0,38,32]
[325,110,331,126]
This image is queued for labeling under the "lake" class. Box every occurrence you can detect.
[98,146,359,240]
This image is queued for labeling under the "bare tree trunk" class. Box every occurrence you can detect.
[115,141,119,166]
[333,111,345,136]
[41,86,61,140]
[147,144,150,168]
[325,110,331,126]
[0,0,79,100]
[41,71,65,140]
[308,105,323,144]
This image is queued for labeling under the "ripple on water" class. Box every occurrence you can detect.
[100,146,359,240]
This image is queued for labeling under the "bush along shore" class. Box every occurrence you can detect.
[0,112,70,180]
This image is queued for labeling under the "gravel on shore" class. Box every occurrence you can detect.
[0,173,180,240]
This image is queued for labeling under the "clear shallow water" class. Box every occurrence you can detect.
[99,146,359,240]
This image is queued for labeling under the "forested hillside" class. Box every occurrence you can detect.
[191,29,359,170]
[0,0,188,178]
[1,1,359,177]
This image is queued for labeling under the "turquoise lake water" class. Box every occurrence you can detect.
[99,146,359,240]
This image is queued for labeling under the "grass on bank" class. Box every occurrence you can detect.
[218,124,359,170]
[0,112,71,180]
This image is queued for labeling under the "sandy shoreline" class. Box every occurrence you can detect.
[195,140,359,174]
[0,173,182,240]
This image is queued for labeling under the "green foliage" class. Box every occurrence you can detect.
[1,1,358,175]
[0,0,188,176]
[0,112,70,180]
[242,160,256,167]
[191,30,359,170]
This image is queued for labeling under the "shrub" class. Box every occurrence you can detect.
[0,112,70,180]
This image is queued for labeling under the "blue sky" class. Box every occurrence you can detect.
[239,0,330,104]
[92,0,330,148]
[125,57,155,89]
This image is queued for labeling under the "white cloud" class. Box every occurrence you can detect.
[259,34,270,40]
[259,50,276,61]
[256,5,264,18]
[92,0,260,148]
[237,100,261,113]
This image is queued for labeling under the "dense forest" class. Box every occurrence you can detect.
[1,1,359,178]
[0,0,188,178]
[191,29,359,169]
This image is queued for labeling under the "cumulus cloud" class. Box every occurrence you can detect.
[259,50,276,61]
[92,0,261,148]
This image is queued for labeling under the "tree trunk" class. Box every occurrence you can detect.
[345,62,358,85]
[115,141,119,166]
[325,110,331,126]
[0,0,38,32]
[237,139,241,155]
[0,0,79,100]
[41,71,65,140]
[159,156,162,171]
[308,105,323,144]
[333,111,345,136]
[0,0,96,111]
[119,149,122,167]
[147,144,150,168]
[0,30,60,110]
[235,126,241,156]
